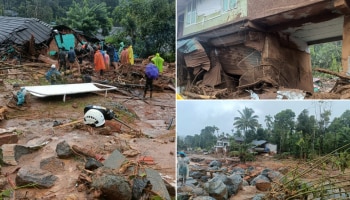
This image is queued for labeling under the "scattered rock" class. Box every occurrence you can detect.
[56,140,73,159]
[1,144,34,165]
[131,176,151,200]
[190,171,206,179]
[91,173,131,200]
[250,175,270,186]
[40,156,65,173]
[16,166,58,188]
[208,160,222,168]
[231,167,245,177]
[255,179,271,191]
[252,194,265,200]
[177,192,191,200]
[85,157,103,170]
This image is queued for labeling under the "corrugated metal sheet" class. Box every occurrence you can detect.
[0,16,52,44]
[252,140,267,147]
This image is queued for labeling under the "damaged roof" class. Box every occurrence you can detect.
[0,16,52,45]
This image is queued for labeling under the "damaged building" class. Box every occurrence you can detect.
[0,16,100,66]
[177,0,350,99]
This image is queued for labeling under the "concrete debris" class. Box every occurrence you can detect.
[85,157,103,171]
[143,168,172,200]
[103,149,126,170]
[40,156,65,173]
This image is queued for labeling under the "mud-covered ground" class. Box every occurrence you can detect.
[0,62,176,199]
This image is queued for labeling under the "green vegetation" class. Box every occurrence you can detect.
[310,41,342,77]
[178,101,350,160]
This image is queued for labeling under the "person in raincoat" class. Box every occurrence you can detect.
[144,63,159,99]
[118,42,124,58]
[94,47,106,78]
[151,53,164,73]
[45,64,62,85]
[104,51,110,70]
[177,152,189,186]
[128,45,134,65]
[120,46,129,65]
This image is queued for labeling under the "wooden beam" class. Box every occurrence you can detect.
[341,15,350,74]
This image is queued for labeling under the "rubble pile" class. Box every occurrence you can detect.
[177,154,286,200]
[0,49,176,199]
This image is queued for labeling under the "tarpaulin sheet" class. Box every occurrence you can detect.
[23,83,116,102]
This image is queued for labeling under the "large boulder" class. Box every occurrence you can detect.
[231,167,245,177]
[203,177,228,200]
[226,174,243,196]
[250,175,270,186]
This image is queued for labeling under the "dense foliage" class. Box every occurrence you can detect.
[0,0,175,61]
[178,102,350,160]
[310,41,342,74]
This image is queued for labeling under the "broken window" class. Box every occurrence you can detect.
[186,0,197,25]
[223,0,237,11]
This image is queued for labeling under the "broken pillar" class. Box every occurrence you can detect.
[342,15,350,75]
[260,33,313,92]
[334,0,350,75]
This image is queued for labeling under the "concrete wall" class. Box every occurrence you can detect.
[261,34,313,92]
[183,0,247,36]
[247,0,326,19]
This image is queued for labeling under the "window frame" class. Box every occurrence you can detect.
[186,0,197,25]
[223,0,237,12]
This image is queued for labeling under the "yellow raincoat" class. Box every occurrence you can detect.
[128,45,134,65]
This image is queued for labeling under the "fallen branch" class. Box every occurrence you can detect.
[53,119,84,128]
[314,68,350,80]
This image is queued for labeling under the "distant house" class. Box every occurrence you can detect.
[251,140,277,154]
[215,136,243,155]
[215,136,230,155]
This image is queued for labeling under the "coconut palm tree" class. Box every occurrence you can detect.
[233,107,259,137]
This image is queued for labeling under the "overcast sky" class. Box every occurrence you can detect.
[176,100,350,137]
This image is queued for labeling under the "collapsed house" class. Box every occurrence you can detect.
[177,0,350,99]
[0,16,100,65]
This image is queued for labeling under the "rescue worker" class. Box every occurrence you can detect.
[45,64,61,85]
[58,47,67,71]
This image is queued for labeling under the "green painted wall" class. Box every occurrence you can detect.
[183,0,247,36]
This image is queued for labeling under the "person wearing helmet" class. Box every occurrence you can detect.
[45,64,61,85]
[83,109,106,127]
